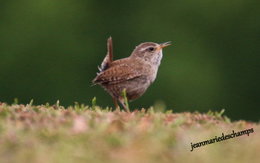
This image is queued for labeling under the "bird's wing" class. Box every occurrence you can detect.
[93,64,142,85]
[98,37,113,72]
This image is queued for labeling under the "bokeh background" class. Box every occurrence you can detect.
[0,0,259,121]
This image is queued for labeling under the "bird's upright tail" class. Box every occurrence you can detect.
[98,36,113,73]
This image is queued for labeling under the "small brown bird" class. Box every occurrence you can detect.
[92,37,171,111]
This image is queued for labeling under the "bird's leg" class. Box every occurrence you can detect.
[118,96,130,112]
[113,97,120,110]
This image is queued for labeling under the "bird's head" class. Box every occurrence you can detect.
[131,41,171,65]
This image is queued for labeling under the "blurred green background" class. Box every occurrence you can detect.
[0,0,259,121]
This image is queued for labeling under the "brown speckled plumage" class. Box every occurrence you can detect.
[93,37,170,111]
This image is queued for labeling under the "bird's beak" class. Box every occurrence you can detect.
[158,41,171,50]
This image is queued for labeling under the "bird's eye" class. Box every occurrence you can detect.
[148,47,155,51]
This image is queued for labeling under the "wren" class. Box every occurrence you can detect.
[92,37,171,111]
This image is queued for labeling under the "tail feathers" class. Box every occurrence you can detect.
[99,36,113,72]
[107,36,113,63]
[99,53,110,72]
[93,37,113,86]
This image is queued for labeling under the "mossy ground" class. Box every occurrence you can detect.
[0,102,259,163]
